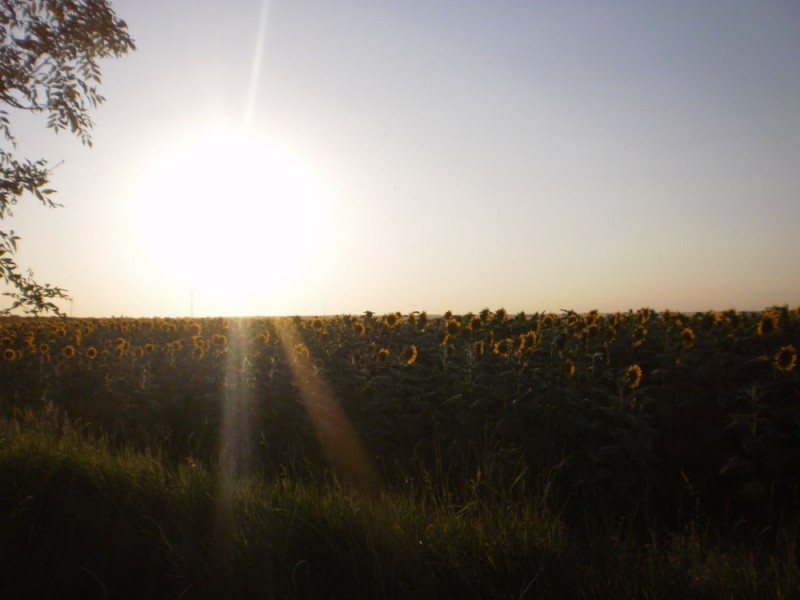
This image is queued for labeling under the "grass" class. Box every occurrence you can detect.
[2,409,799,599]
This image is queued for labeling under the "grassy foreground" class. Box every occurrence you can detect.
[1,410,798,599]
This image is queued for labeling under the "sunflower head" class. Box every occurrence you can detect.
[758,314,778,336]
[493,339,510,357]
[377,347,390,363]
[3,348,16,361]
[446,319,460,335]
[632,325,648,348]
[563,358,576,378]
[62,345,76,359]
[623,364,643,389]
[382,313,400,330]
[524,330,538,350]
[774,345,797,373]
[681,327,696,350]
[400,344,418,365]
[294,343,310,362]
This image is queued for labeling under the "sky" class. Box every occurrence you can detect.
[4,0,800,317]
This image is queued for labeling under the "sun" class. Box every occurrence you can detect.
[128,125,338,315]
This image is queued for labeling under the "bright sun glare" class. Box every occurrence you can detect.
[130,126,336,315]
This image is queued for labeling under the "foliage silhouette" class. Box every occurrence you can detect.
[0,0,134,314]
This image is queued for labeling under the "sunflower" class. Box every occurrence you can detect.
[493,339,510,357]
[377,347,390,363]
[62,345,76,359]
[294,343,310,362]
[3,348,16,361]
[446,319,460,335]
[681,327,695,350]
[758,314,778,336]
[632,325,648,348]
[474,340,485,358]
[624,364,643,389]
[400,344,418,365]
[524,330,538,350]
[86,347,98,360]
[774,345,797,373]
[382,313,400,330]
[352,321,365,335]
[563,358,576,378]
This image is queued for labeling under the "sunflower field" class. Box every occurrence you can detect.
[1,306,799,528]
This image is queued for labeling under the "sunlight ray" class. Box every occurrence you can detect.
[274,319,382,496]
[243,0,271,129]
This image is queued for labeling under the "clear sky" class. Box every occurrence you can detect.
[5,0,800,317]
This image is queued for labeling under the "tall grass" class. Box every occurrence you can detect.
[2,408,798,599]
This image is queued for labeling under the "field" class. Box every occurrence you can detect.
[1,306,799,598]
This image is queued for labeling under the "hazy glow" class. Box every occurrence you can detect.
[3,1,799,316]
[274,320,381,494]
[128,126,335,315]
